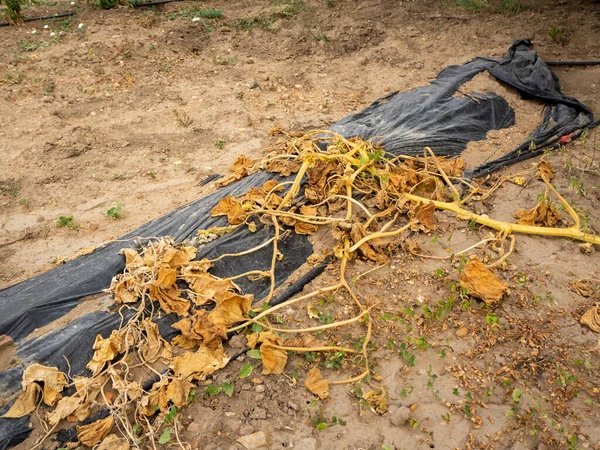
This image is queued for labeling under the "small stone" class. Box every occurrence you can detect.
[242,383,252,391]
[410,403,418,411]
[187,422,199,434]
[239,424,254,435]
[237,431,269,450]
[255,385,266,393]
[296,437,318,450]
[389,406,410,426]
[255,394,265,402]
[287,401,299,411]
[246,57,255,64]
[456,327,468,337]
[250,407,267,420]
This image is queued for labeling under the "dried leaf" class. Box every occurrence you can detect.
[97,434,130,450]
[170,344,230,381]
[580,305,600,332]
[264,159,301,177]
[208,291,253,327]
[46,395,84,425]
[569,280,596,297]
[156,377,195,411]
[414,201,437,231]
[363,388,388,415]
[155,266,177,288]
[459,257,508,306]
[305,367,329,399]
[140,319,172,363]
[149,285,190,316]
[514,201,561,227]
[139,390,160,416]
[216,155,256,187]
[246,332,287,375]
[211,196,248,225]
[2,384,41,418]
[350,223,386,263]
[87,330,124,376]
[172,310,227,348]
[536,160,555,182]
[77,415,114,447]
[294,222,318,235]
[113,279,140,304]
[22,364,69,407]
[438,157,464,177]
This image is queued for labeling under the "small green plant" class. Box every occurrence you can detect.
[456,0,487,13]
[2,0,23,24]
[497,0,522,13]
[270,0,308,18]
[215,56,237,65]
[197,8,222,19]
[310,410,346,430]
[548,25,569,45]
[106,204,123,219]
[158,428,171,444]
[173,109,193,127]
[324,0,334,6]
[313,31,329,42]
[236,17,277,32]
[164,405,178,424]
[17,39,51,52]
[5,71,25,85]
[512,388,523,405]
[485,313,499,326]
[215,139,227,149]
[55,216,76,228]
[239,362,253,378]
[322,351,344,369]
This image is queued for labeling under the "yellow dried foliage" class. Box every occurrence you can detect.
[305,367,329,399]
[77,415,114,447]
[459,257,508,306]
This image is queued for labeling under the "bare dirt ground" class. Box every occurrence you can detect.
[1,0,600,449]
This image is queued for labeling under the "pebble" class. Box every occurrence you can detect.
[255,385,266,393]
[389,406,410,426]
[456,327,469,337]
[242,383,252,391]
[237,431,269,450]
[239,424,255,435]
[287,401,299,411]
[250,407,267,420]
[296,437,318,450]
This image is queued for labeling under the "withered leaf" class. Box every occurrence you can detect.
[87,330,124,376]
[172,310,227,348]
[46,395,84,425]
[211,196,247,225]
[414,201,437,231]
[1,384,41,418]
[170,344,230,381]
[158,378,195,410]
[215,155,256,187]
[139,390,159,417]
[459,257,508,306]
[305,367,329,399]
[580,305,600,332]
[363,388,388,415]
[22,364,69,407]
[514,200,561,227]
[97,434,130,450]
[149,285,190,316]
[439,157,464,178]
[264,159,301,177]
[350,223,385,263]
[536,160,555,182]
[208,291,253,327]
[246,332,287,375]
[155,265,177,288]
[294,221,318,235]
[140,319,172,363]
[570,280,595,297]
[77,415,114,447]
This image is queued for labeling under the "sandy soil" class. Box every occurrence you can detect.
[1,0,600,449]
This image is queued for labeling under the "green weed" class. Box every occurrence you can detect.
[456,0,487,13]
[56,216,77,228]
[497,0,522,13]
[548,25,569,45]
[106,203,123,219]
